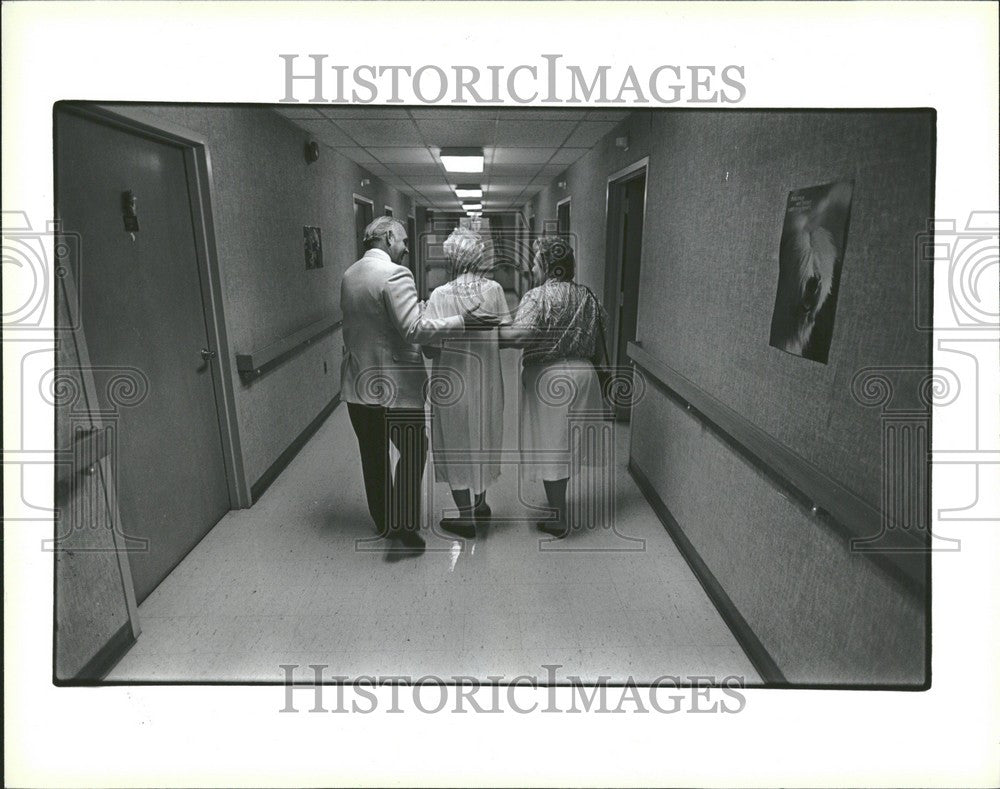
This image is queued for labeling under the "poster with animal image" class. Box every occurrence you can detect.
[769,180,854,363]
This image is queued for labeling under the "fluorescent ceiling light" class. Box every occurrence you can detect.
[462,203,483,211]
[454,186,483,199]
[441,147,484,173]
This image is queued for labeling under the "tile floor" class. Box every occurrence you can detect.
[107,351,760,685]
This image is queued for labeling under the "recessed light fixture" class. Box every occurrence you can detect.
[441,147,485,173]
[454,184,483,199]
[462,202,483,211]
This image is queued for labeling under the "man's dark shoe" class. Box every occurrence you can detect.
[385,529,425,560]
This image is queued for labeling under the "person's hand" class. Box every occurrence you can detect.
[461,302,502,330]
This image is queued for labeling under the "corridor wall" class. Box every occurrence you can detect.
[532,110,933,684]
[529,112,653,296]
[105,105,414,498]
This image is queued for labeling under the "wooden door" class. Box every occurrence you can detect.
[55,109,231,602]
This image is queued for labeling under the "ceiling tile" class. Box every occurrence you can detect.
[333,146,380,165]
[290,118,358,146]
[494,120,577,146]
[491,148,557,165]
[413,184,456,194]
[409,109,500,120]
[414,119,497,146]
[499,110,593,120]
[549,147,591,165]
[317,107,414,120]
[483,185,528,196]
[333,118,424,146]
[383,163,443,177]
[363,162,393,177]
[366,147,437,164]
[486,174,535,186]
[563,121,619,148]
[488,163,546,177]
[585,110,631,122]
[274,107,325,119]
[536,163,567,177]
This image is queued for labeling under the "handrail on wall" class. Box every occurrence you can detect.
[626,340,927,593]
[237,315,343,379]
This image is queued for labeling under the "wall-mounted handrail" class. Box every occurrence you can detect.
[626,340,927,593]
[237,315,342,379]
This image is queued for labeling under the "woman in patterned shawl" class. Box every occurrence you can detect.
[500,236,610,539]
[423,226,511,539]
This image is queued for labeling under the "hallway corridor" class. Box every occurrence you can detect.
[107,350,759,684]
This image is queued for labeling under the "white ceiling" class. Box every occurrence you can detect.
[273,107,630,212]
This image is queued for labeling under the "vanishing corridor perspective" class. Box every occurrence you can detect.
[53,104,932,687]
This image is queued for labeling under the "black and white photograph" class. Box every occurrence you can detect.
[4,3,999,788]
[49,102,932,690]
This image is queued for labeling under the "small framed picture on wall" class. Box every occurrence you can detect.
[303,225,323,270]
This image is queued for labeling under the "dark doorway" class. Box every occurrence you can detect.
[353,196,374,260]
[406,214,416,276]
[55,108,233,602]
[604,163,647,421]
[557,198,571,236]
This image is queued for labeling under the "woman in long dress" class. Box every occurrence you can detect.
[423,227,511,538]
[500,236,609,538]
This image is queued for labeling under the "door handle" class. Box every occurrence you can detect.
[200,348,217,361]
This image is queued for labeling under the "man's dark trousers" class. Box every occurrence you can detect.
[347,402,428,537]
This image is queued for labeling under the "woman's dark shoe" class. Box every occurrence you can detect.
[439,517,476,539]
[536,520,569,539]
[474,502,492,521]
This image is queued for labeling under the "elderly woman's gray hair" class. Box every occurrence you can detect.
[533,234,575,282]
[443,226,488,277]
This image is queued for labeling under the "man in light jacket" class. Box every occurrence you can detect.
[341,216,498,557]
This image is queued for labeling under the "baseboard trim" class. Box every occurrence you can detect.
[251,393,341,503]
[57,621,136,685]
[628,459,788,686]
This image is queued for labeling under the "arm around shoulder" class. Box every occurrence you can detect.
[384,266,464,344]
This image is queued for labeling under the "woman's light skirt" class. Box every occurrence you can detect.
[429,348,504,495]
[519,359,608,482]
